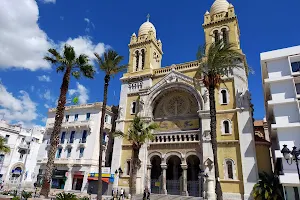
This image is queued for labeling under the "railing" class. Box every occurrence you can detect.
[151,132,200,143]
[46,120,92,129]
[79,138,87,144]
[154,61,199,75]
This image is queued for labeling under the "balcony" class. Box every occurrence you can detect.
[46,120,94,130]
[78,138,87,147]
[18,143,29,151]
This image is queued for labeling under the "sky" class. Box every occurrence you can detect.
[0,0,299,128]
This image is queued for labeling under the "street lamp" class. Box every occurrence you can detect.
[281,144,300,180]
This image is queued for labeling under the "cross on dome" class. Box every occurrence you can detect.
[147,14,150,22]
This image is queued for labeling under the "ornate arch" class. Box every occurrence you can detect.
[148,151,162,164]
[10,162,24,171]
[142,73,204,118]
[164,151,184,163]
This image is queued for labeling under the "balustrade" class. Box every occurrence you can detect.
[151,132,199,143]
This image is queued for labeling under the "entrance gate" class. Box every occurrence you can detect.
[166,180,181,195]
[187,180,200,197]
[150,179,161,194]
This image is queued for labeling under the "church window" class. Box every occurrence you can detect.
[141,49,145,70]
[224,159,235,179]
[135,50,139,71]
[214,30,219,42]
[126,160,131,175]
[220,89,228,104]
[291,61,300,73]
[222,28,228,45]
[131,101,137,114]
[223,120,231,134]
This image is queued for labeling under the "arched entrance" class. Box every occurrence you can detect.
[166,156,182,195]
[150,156,162,194]
[187,155,201,197]
[10,166,23,184]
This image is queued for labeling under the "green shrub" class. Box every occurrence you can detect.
[56,192,77,200]
[21,190,32,200]
[12,197,20,200]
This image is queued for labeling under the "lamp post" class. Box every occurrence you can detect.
[281,144,300,180]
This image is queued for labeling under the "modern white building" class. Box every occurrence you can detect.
[0,120,44,190]
[261,45,300,199]
[35,102,116,194]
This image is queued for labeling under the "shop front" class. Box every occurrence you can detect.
[72,171,84,191]
[87,169,114,195]
[51,170,67,189]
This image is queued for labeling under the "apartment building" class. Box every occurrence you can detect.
[261,45,300,199]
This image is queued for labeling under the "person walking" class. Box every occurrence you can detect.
[120,188,124,200]
[143,189,147,200]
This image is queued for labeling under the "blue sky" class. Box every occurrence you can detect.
[0,0,299,127]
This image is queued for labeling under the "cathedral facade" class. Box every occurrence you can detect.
[111,0,258,199]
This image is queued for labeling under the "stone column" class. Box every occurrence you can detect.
[138,52,143,71]
[181,165,188,196]
[160,164,167,194]
[205,176,216,200]
[64,165,73,191]
[81,171,89,193]
[147,165,151,191]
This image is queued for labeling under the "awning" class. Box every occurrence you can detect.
[87,177,109,183]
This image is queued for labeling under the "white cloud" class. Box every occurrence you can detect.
[41,0,56,3]
[68,82,89,104]
[30,86,35,92]
[41,117,47,123]
[43,89,51,101]
[61,36,108,61]
[84,18,90,23]
[37,75,51,82]
[84,18,95,33]
[0,0,52,70]
[0,83,38,124]
[44,104,50,109]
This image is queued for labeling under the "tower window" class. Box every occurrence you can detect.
[220,89,228,104]
[225,159,234,179]
[135,50,139,71]
[222,28,228,45]
[141,49,145,70]
[126,160,131,175]
[131,101,137,114]
[214,30,219,42]
[223,120,230,134]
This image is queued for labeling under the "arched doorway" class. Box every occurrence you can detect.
[166,156,182,195]
[150,156,162,194]
[187,155,201,197]
[10,166,23,184]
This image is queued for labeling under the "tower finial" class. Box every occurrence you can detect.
[146,13,150,22]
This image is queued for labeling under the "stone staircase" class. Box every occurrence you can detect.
[135,194,203,200]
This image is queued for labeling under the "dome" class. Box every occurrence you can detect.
[138,20,156,38]
[210,0,230,15]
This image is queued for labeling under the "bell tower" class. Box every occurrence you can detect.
[203,0,241,52]
[127,15,163,74]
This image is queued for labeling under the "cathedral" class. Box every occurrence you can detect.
[111,0,259,199]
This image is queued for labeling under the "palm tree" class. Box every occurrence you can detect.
[40,45,95,197]
[114,115,158,199]
[252,172,283,200]
[94,50,126,200]
[0,137,10,154]
[193,41,246,200]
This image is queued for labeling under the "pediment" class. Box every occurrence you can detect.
[147,70,194,94]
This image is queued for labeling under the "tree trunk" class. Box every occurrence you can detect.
[40,66,72,197]
[208,85,223,200]
[97,75,110,200]
[130,147,140,199]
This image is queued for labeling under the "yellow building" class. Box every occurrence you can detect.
[111,0,259,199]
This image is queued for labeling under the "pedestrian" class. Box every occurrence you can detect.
[120,188,124,200]
[147,190,150,200]
[143,189,147,200]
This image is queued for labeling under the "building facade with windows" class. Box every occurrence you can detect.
[261,45,300,200]
[111,0,258,199]
[0,120,44,189]
[35,102,116,194]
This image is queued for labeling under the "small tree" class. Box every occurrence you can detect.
[114,115,158,199]
[0,137,10,154]
[252,172,283,200]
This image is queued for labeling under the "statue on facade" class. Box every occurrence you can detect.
[118,106,123,119]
